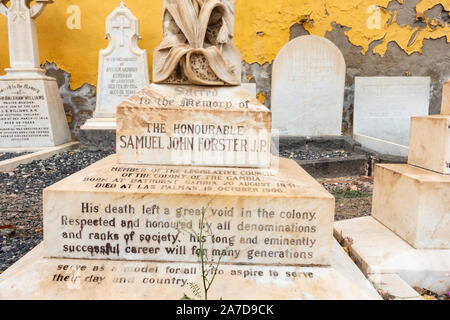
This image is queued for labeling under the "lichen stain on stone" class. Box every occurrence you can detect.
[235,0,449,64]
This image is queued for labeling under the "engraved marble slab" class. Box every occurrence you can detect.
[0,79,71,148]
[271,36,346,137]
[95,3,149,118]
[354,77,430,157]
[116,84,272,167]
[43,155,335,266]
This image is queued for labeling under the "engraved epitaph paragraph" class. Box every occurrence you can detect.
[0,0,71,148]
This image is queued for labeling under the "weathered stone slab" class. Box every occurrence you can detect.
[271,35,346,137]
[353,77,430,157]
[334,217,450,295]
[116,84,272,168]
[0,77,72,148]
[43,155,334,266]
[372,164,450,249]
[368,274,423,300]
[0,240,381,300]
[94,2,149,118]
[409,115,450,174]
[442,80,450,115]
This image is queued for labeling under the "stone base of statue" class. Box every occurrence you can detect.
[0,69,72,149]
[79,83,259,153]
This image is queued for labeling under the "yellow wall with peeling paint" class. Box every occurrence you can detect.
[0,0,448,89]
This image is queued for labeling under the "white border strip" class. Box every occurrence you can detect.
[0,142,80,173]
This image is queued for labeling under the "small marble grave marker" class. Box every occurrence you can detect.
[353,77,430,157]
[94,2,149,118]
[271,35,346,137]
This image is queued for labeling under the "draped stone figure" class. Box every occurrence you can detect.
[153,0,241,86]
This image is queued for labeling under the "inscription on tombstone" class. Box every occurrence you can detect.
[271,35,346,137]
[0,83,49,144]
[94,2,149,118]
[353,77,430,157]
[409,115,450,175]
[116,84,272,168]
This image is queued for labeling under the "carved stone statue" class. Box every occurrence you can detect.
[0,0,53,76]
[153,0,241,86]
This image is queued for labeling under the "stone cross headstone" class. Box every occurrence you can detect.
[442,80,449,115]
[0,0,72,149]
[1,0,51,74]
[271,35,346,137]
[353,77,430,157]
[93,2,149,118]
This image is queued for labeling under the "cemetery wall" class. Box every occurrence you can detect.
[0,0,448,139]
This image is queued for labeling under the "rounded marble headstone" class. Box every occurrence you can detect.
[271,35,346,137]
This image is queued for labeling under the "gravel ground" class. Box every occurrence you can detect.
[0,149,113,273]
[280,148,352,161]
[0,152,30,162]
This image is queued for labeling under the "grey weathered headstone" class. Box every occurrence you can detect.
[353,77,430,157]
